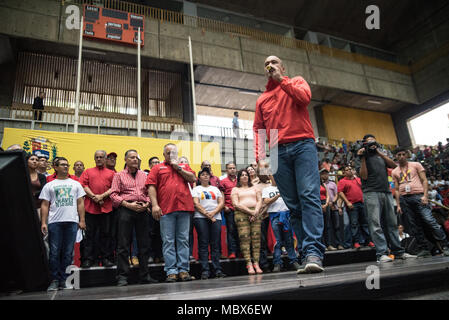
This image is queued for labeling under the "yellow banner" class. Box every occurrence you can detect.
[2,128,222,176]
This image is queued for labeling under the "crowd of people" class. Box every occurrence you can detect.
[12,135,449,292]
[4,54,449,293]
[316,137,449,260]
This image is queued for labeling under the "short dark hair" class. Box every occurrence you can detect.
[236,169,253,188]
[363,134,376,141]
[234,112,238,116]
[125,149,138,158]
[55,157,68,167]
[148,156,159,164]
[52,157,61,166]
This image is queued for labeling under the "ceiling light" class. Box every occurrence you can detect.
[367,100,382,105]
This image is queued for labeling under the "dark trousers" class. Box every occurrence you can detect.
[149,214,163,259]
[193,218,222,274]
[224,209,240,255]
[33,109,43,121]
[349,202,371,245]
[116,206,151,281]
[324,209,342,247]
[259,216,270,269]
[400,194,448,250]
[83,212,113,262]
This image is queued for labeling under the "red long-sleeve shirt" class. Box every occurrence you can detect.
[110,168,150,208]
[253,76,314,161]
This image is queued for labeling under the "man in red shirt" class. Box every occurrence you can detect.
[110,150,156,286]
[146,143,197,283]
[338,166,373,249]
[79,150,115,268]
[219,161,240,258]
[253,55,324,274]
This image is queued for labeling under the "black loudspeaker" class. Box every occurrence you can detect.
[0,151,49,293]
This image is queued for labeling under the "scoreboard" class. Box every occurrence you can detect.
[83,4,144,46]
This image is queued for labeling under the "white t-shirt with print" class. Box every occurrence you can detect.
[39,178,86,224]
[262,186,289,213]
[192,185,222,220]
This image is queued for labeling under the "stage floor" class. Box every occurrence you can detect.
[3,255,449,300]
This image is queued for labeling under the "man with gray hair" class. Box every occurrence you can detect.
[79,150,116,268]
[146,143,197,282]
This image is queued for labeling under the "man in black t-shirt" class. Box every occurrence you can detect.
[357,134,412,263]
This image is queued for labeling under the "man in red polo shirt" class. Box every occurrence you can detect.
[338,165,373,249]
[79,150,115,268]
[219,161,240,259]
[146,143,196,283]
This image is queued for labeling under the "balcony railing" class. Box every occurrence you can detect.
[5,105,253,139]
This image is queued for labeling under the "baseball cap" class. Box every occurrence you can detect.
[107,152,117,158]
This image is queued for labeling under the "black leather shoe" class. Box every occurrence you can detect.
[102,259,115,268]
[81,260,93,269]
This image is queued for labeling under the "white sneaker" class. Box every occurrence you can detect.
[395,253,417,260]
[377,255,393,263]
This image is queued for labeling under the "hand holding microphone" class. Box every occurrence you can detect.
[266,64,282,83]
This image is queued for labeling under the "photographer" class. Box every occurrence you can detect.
[357,134,412,262]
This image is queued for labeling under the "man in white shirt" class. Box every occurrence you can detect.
[40,157,86,291]
[262,180,300,273]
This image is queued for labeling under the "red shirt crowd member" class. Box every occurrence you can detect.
[146,143,197,283]
[79,150,115,268]
[219,162,239,259]
[338,165,373,249]
[110,150,155,287]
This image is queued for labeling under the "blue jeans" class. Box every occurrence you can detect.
[193,218,222,274]
[348,202,371,245]
[342,208,352,248]
[364,192,404,258]
[273,138,325,261]
[48,222,78,283]
[400,194,448,249]
[160,211,190,275]
[270,213,298,266]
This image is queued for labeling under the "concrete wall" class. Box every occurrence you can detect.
[0,0,420,105]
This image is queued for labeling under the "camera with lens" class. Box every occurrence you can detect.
[351,139,379,157]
